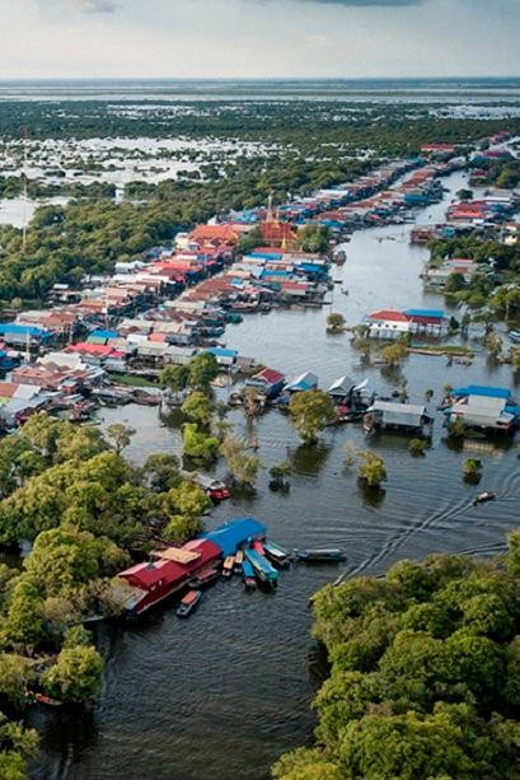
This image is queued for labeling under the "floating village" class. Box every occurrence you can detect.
[0,130,519,619]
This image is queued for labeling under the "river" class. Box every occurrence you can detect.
[31,168,520,780]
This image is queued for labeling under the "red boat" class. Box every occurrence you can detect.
[188,565,221,589]
[252,540,266,555]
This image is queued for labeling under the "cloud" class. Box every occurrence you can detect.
[70,0,119,13]
[293,0,424,5]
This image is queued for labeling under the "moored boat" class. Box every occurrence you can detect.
[222,555,235,578]
[244,548,278,588]
[188,565,221,589]
[297,548,346,563]
[264,541,291,568]
[242,559,256,589]
[234,550,244,573]
[176,590,202,618]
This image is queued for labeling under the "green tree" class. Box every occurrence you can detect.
[358,450,387,488]
[220,437,261,487]
[42,645,103,703]
[188,352,219,390]
[289,390,335,444]
[182,423,219,463]
[0,654,32,706]
[160,364,189,396]
[382,342,408,366]
[181,391,213,427]
[105,423,136,454]
[0,713,38,780]
[463,458,482,483]
[326,312,346,333]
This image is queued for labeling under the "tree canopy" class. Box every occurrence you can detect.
[274,533,520,779]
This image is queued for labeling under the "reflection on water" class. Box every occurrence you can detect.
[35,168,520,780]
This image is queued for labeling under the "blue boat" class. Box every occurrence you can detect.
[263,541,291,568]
[176,590,202,618]
[244,549,279,587]
[297,548,346,563]
[241,560,256,589]
[509,331,520,344]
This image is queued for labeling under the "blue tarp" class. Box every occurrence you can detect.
[90,329,119,340]
[451,385,511,400]
[0,323,50,338]
[205,347,238,359]
[200,517,265,557]
[404,308,446,319]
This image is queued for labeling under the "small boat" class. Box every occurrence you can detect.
[222,556,235,578]
[473,491,496,506]
[234,550,244,574]
[25,691,62,707]
[244,549,278,587]
[242,560,257,590]
[342,289,349,296]
[264,541,291,568]
[297,548,346,563]
[188,566,220,589]
[252,540,266,555]
[176,590,202,618]
[508,330,520,344]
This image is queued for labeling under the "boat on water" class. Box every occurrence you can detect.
[297,548,346,563]
[234,550,244,574]
[244,548,279,587]
[509,330,520,344]
[473,491,496,506]
[264,541,291,568]
[188,565,221,589]
[252,540,266,555]
[176,590,202,618]
[182,471,230,501]
[222,555,235,578]
[25,691,62,707]
[242,559,257,590]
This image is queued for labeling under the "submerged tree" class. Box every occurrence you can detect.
[326,312,346,334]
[357,450,387,488]
[463,457,483,483]
[220,437,261,487]
[106,423,136,454]
[289,390,335,445]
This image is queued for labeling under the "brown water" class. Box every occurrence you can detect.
[31,169,520,780]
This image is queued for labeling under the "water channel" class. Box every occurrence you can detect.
[32,168,520,779]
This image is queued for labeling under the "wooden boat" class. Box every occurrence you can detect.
[25,691,62,707]
[222,555,235,578]
[473,491,496,506]
[188,566,220,589]
[176,590,202,618]
[234,550,244,574]
[244,549,278,588]
[264,541,291,568]
[297,548,346,563]
[242,559,257,590]
[252,540,266,555]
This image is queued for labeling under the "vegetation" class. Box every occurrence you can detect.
[357,450,387,488]
[220,437,261,488]
[463,458,483,483]
[274,531,520,780]
[182,423,219,463]
[326,312,346,334]
[0,413,215,772]
[409,438,428,457]
[289,390,335,445]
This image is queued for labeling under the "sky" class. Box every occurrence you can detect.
[0,0,519,79]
